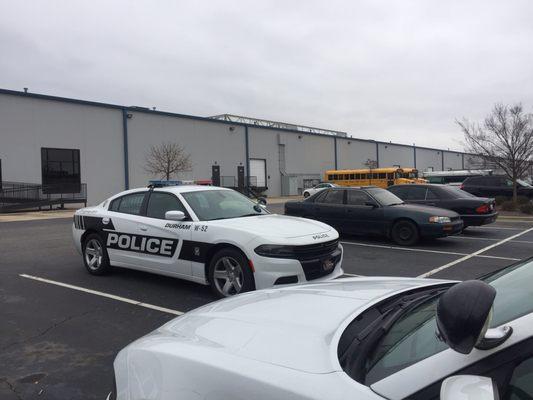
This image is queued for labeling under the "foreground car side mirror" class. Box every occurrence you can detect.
[436,280,512,354]
[441,375,499,400]
[365,201,378,208]
[257,197,267,206]
[165,210,186,221]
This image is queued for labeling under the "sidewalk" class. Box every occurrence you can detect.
[497,211,533,220]
[266,195,301,204]
[0,209,76,222]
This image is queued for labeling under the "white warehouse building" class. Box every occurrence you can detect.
[0,88,475,206]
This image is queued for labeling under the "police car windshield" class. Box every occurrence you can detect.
[182,190,268,221]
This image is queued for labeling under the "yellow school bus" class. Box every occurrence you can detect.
[324,167,426,188]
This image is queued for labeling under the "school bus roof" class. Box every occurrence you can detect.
[325,167,418,174]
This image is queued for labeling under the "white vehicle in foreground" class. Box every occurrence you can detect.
[109,258,533,400]
[72,185,343,297]
[303,182,338,198]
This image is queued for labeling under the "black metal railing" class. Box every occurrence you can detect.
[0,182,87,212]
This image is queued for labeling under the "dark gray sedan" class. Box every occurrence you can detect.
[285,186,463,245]
[387,184,498,228]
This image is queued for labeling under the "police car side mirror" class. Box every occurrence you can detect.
[440,375,499,400]
[257,197,267,206]
[436,280,512,355]
[165,210,186,221]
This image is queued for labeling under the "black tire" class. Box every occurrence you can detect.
[208,248,255,298]
[303,192,310,198]
[391,220,420,246]
[82,233,111,275]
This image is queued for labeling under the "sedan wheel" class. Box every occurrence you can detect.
[83,234,111,275]
[391,220,420,246]
[208,248,255,298]
[303,192,310,198]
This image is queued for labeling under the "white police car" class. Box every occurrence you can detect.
[72,185,343,297]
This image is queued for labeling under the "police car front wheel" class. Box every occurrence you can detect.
[208,248,254,298]
[83,234,111,275]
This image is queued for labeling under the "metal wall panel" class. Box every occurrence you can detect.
[0,94,124,204]
[336,139,377,169]
[126,112,246,190]
[416,148,443,171]
[377,143,414,168]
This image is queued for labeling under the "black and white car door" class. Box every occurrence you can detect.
[135,191,192,276]
[104,191,150,267]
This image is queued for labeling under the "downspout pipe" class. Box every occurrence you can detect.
[245,125,250,189]
[122,108,130,190]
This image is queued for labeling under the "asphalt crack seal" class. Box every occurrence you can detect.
[1,308,98,353]
[0,377,23,400]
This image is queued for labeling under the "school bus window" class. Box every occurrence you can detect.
[373,173,379,179]
[379,173,386,179]
[387,173,394,179]
[350,174,355,179]
[343,174,349,180]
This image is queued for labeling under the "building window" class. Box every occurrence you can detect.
[41,148,81,194]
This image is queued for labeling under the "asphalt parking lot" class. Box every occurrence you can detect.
[1,204,533,399]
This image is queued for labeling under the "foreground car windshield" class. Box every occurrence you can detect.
[182,190,267,221]
[340,257,533,385]
[367,188,403,206]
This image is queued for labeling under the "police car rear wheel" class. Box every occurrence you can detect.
[209,249,254,298]
[83,234,111,275]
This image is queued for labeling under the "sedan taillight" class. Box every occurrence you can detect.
[476,204,490,214]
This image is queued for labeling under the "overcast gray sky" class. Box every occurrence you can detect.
[1,1,532,150]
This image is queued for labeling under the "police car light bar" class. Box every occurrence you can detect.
[148,180,183,188]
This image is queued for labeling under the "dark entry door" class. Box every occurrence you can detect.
[212,165,220,187]
[237,166,245,189]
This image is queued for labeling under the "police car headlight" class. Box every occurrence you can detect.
[429,216,451,223]
[254,245,295,258]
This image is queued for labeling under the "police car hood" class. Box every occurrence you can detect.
[129,277,449,374]
[209,214,333,238]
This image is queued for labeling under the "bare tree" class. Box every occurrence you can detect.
[145,142,192,181]
[457,104,533,203]
[364,159,378,169]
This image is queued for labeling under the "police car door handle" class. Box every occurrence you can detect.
[139,225,148,232]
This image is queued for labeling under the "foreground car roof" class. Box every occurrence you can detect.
[138,277,451,374]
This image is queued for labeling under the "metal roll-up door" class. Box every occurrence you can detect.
[249,159,266,187]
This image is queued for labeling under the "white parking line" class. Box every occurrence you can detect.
[417,227,533,278]
[468,226,525,230]
[340,241,519,261]
[19,274,184,316]
[446,236,533,244]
